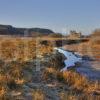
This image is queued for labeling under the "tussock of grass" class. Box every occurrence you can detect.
[43,68,100,94]
[57,71,88,91]
[32,89,45,100]
[43,68,57,81]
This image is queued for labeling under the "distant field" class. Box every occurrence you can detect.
[0,36,99,59]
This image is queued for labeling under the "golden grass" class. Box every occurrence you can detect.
[15,79,25,85]
[0,38,54,61]
[0,38,36,61]
[0,86,6,99]
[32,89,45,100]
[43,68,100,94]
[0,37,99,99]
[57,71,89,92]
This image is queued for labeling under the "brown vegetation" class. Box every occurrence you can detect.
[43,68,100,99]
[0,37,99,99]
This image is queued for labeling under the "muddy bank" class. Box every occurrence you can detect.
[76,60,100,81]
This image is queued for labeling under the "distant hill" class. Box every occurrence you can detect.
[0,24,54,36]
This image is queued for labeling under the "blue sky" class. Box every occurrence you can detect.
[0,0,100,34]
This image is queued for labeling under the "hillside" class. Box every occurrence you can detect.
[0,24,54,36]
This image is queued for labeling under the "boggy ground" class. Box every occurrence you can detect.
[0,37,100,100]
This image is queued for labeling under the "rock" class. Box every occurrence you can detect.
[49,51,66,69]
[7,91,22,99]
[11,91,22,96]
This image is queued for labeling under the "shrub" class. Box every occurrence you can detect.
[43,68,57,81]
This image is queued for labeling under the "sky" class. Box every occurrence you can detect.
[0,0,100,35]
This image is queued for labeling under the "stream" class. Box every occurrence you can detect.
[54,47,100,81]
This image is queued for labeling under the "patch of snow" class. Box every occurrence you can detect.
[54,47,82,72]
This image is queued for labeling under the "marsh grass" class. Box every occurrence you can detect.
[0,37,99,99]
[43,68,100,94]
